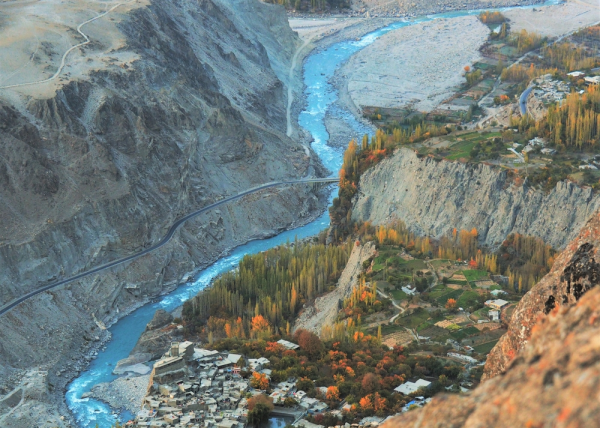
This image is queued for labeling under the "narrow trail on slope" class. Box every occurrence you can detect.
[0,0,134,90]
[286,36,314,138]
[376,289,405,323]
[0,178,337,317]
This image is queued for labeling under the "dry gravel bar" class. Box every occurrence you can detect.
[340,16,489,113]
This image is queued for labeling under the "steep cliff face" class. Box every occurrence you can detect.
[0,0,322,424]
[352,148,600,250]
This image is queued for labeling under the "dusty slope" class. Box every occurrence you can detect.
[0,0,325,425]
[294,242,376,336]
[352,148,600,250]
[504,0,600,38]
[351,0,544,18]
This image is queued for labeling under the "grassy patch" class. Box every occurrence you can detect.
[435,288,464,305]
[391,289,408,301]
[446,141,477,160]
[374,281,392,291]
[457,290,481,309]
[449,330,468,341]
[462,270,489,282]
[396,308,430,329]
[405,259,427,270]
[446,280,468,286]
[462,326,481,336]
[430,259,451,269]
[473,340,499,354]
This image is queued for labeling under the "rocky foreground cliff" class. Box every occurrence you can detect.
[381,209,600,427]
[352,148,600,250]
[0,0,323,426]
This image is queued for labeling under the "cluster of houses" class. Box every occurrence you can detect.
[532,71,599,106]
[532,74,571,104]
[128,339,334,428]
[130,341,252,428]
[510,137,557,161]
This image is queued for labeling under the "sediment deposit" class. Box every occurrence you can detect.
[339,16,489,113]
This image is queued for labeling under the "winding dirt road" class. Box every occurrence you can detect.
[0,0,134,90]
[0,177,337,317]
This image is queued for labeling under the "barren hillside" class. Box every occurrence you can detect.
[352,148,600,250]
[0,0,324,425]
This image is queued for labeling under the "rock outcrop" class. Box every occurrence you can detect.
[380,212,600,427]
[0,0,323,424]
[129,310,180,360]
[146,309,173,331]
[484,209,600,379]
[294,241,376,336]
[352,148,600,250]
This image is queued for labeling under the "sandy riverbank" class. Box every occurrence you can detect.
[335,16,489,114]
[505,0,600,38]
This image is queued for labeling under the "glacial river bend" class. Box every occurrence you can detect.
[66,2,559,425]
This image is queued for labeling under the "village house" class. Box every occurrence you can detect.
[484,299,508,310]
[247,357,270,372]
[393,379,431,395]
[447,352,478,364]
[276,339,300,350]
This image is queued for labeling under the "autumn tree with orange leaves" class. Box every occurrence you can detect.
[445,298,458,312]
[250,372,269,390]
[326,386,340,401]
[247,394,274,411]
[251,315,271,339]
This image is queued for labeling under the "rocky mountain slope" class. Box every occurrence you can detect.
[0,0,324,425]
[352,148,600,250]
[484,210,600,379]
[380,209,600,428]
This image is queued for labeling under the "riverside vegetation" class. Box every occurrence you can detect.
[182,234,352,342]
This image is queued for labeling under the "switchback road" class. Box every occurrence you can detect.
[0,177,338,316]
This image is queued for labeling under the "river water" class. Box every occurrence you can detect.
[66,2,559,426]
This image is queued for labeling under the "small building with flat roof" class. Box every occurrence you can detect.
[485,299,509,310]
[394,379,431,395]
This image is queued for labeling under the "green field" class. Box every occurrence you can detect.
[396,308,430,329]
[391,289,408,301]
[457,290,481,309]
[435,289,464,305]
[462,270,489,282]
[449,326,480,341]
[473,340,499,354]
[472,307,490,319]
[430,259,451,269]
[405,259,427,270]
[445,141,477,160]
[446,280,468,286]
[429,285,451,299]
